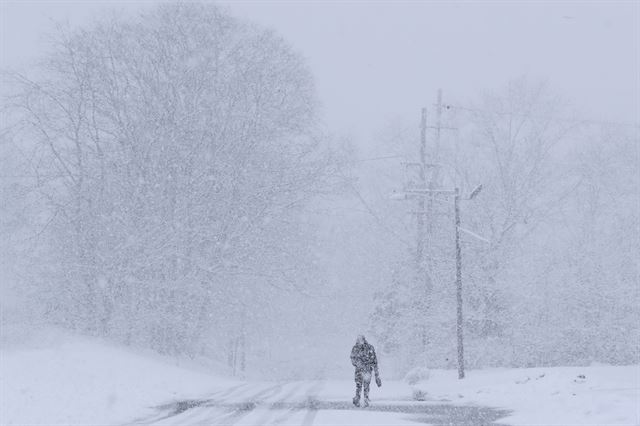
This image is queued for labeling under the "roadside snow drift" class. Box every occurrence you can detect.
[0,328,236,425]
[411,366,640,425]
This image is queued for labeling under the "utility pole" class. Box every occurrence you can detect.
[392,91,477,380]
[416,108,427,270]
[396,184,479,380]
[399,92,448,368]
[454,188,465,379]
[432,89,443,187]
[416,107,429,355]
[433,90,466,378]
[424,89,444,283]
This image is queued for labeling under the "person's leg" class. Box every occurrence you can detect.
[362,371,372,406]
[353,369,362,406]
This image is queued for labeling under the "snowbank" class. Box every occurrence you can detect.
[412,365,640,425]
[0,327,237,425]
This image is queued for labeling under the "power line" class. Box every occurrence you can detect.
[357,105,638,167]
[355,155,405,163]
[447,104,640,129]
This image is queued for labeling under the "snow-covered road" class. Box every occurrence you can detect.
[133,381,509,425]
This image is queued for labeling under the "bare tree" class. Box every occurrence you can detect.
[7,3,337,358]
[453,80,572,343]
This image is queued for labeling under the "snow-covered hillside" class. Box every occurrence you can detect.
[0,327,236,425]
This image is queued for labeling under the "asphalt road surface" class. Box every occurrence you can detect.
[131,381,510,425]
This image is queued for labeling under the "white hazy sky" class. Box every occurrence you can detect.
[2,1,638,145]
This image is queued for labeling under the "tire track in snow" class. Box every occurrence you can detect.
[243,381,309,425]
[132,383,251,424]
[300,406,318,426]
[294,381,323,426]
[154,406,214,426]
[268,381,324,426]
[211,382,256,403]
[195,382,286,426]
[241,381,323,426]
[132,381,511,425]
[172,382,267,425]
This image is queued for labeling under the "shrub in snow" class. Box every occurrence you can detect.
[404,367,430,385]
[412,389,427,401]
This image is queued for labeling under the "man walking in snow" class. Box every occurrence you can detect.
[350,335,381,407]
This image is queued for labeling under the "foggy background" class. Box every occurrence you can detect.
[1,1,638,380]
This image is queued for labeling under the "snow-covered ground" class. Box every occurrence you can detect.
[0,327,237,425]
[1,329,638,425]
[411,366,640,425]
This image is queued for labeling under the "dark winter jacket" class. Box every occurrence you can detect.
[350,341,378,373]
